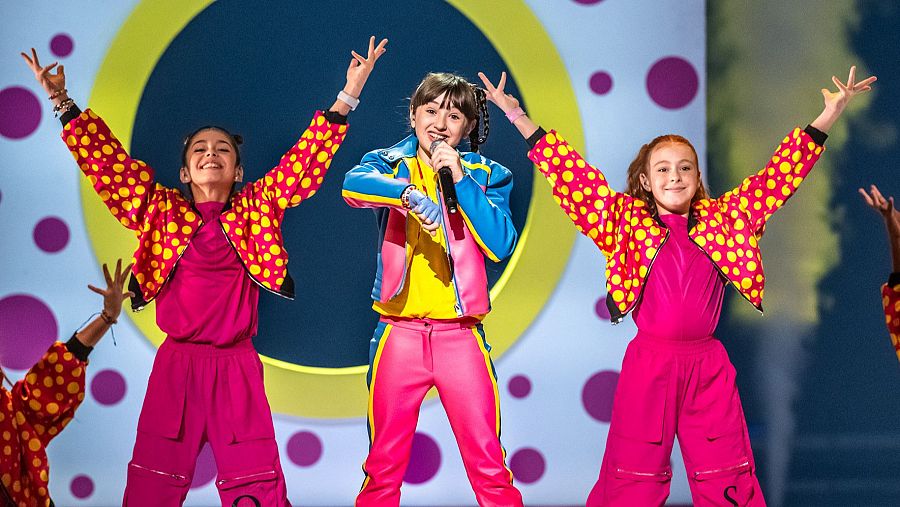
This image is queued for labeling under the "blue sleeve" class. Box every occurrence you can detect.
[342,150,411,210]
[455,158,518,262]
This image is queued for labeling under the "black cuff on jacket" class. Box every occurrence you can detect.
[888,272,900,288]
[59,105,83,127]
[804,125,828,146]
[65,334,93,362]
[324,110,348,125]
[526,127,548,148]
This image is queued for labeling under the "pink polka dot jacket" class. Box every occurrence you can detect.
[881,280,900,363]
[1,341,87,507]
[61,110,347,309]
[528,127,825,323]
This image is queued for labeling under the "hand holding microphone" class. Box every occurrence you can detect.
[429,138,460,214]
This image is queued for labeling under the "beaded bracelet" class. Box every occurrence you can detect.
[53,98,76,118]
[400,185,415,209]
[48,88,68,100]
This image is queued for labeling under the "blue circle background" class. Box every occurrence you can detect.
[131,0,531,367]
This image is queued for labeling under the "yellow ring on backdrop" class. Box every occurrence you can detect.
[84,0,582,418]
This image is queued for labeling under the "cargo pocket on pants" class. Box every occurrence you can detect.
[691,459,757,506]
[614,464,673,483]
[224,355,277,443]
[216,468,280,507]
[124,462,191,507]
[609,343,672,443]
[607,464,673,506]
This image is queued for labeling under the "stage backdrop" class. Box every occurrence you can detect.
[8,1,892,506]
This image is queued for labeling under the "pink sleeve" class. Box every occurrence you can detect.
[718,128,825,238]
[881,283,900,364]
[528,130,638,257]
[61,109,157,231]
[12,342,86,446]
[244,111,348,219]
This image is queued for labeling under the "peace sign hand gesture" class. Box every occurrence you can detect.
[344,36,388,99]
[477,71,520,114]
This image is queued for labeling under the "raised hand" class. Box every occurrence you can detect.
[478,71,539,139]
[20,48,67,103]
[859,184,896,220]
[811,66,876,133]
[88,259,135,322]
[477,71,520,114]
[860,184,900,273]
[344,36,389,99]
[823,66,877,113]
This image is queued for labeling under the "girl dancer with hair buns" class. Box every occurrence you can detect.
[22,36,387,506]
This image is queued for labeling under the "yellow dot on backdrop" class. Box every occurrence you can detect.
[83,0,582,419]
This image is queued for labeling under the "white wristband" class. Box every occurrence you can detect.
[337,90,360,111]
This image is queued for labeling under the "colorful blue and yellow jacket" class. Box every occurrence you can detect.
[342,135,517,318]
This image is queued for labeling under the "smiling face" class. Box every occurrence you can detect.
[640,142,701,216]
[410,92,473,156]
[408,73,479,160]
[179,128,242,195]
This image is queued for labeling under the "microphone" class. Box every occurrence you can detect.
[430,138,459,214]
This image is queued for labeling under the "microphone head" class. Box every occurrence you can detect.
[429,137,447,153]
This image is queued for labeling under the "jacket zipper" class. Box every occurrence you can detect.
[616,225,670,323]
[130,462,188,482]
[133,216,203,311]
[218,222,288,299]
[687,232,762,315]
[693,459,750,480]
[436,183,465,317]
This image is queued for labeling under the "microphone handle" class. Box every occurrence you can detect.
[437,167,458,214]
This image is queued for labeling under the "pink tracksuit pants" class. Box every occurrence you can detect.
[587,333,765,507]
[123,338,290,507]
[355,316,523,507]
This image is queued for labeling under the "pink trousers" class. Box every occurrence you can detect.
[123,338,290,507]
[356,317,523,507]
[587,333,765,507]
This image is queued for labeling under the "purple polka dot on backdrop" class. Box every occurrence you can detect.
[0,87,41,140]
[0,295,58,370]
[509,448,546,484]
[582,370,619,423]
[508,374,532,399]
[33,216,70,253]
[70,474,94,499]
[286,430,323,467]
[403,432,441,484]
[589,71,613,95]
[50,33,74,58]
[594,296,610,320]
[646,56,699,110]
[190,443,217,489]
[91,369,127,405]
[573,0,605,4]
